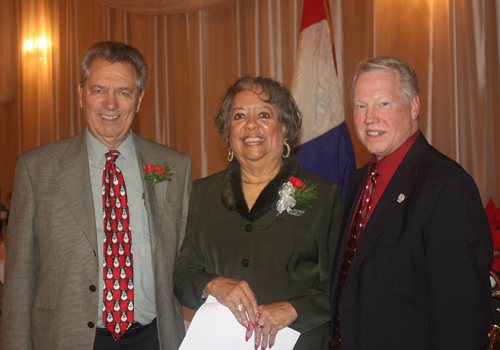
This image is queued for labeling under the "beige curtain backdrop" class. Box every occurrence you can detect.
[92,0,236,14]
[0,0,15,104]
[0,0,499,210]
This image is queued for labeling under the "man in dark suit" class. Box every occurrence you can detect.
[0,42,191,350]
[330,56,492,350]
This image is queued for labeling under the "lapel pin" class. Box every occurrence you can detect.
[397,193,406,203]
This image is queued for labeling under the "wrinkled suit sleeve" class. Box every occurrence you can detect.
[174,180,219,310]
[0,155,38,350]
[287,183,343,333]
[424,172,491,349]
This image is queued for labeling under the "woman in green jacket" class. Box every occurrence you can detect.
[174,76,343,350]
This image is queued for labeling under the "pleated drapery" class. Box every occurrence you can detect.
[0,0,499,208]
[92,0,236,15]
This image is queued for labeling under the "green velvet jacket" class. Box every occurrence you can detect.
[174,155,343,349]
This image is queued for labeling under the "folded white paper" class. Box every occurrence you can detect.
[179,296,300,350]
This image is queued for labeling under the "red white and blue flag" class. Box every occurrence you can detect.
[292,0,356,202]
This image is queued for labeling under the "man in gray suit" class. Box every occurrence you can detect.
[0,41,192,350]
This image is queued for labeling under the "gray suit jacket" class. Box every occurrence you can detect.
[0,130,192,350]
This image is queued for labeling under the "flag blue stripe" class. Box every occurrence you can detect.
[295,121,356,203]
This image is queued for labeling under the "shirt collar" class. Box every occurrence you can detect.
[369,130,420,177]
[85,128,137,168]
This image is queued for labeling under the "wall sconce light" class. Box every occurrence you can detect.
[23,38,50,60]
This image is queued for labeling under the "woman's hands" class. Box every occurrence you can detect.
[205,277,260,333]
[205,277,298,349]
[253,302,298,349]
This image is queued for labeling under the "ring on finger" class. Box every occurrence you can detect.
[236,304,245,313]
[256,323,264,329]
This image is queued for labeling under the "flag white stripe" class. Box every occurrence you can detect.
[291,20,344,145]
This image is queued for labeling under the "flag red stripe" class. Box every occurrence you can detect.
[299,0,328,32]
[299,0,338,74]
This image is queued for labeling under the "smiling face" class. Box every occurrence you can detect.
[78,58,144,148]
[229,88,286,165]
[352,69,420,161]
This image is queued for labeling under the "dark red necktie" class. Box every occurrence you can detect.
[333,163,378,349]
[102,150,134,339]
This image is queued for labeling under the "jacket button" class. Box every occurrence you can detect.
[245,224,252,232]
[89,285,96,292]
[88,321,95,328]
[241,259,250,267]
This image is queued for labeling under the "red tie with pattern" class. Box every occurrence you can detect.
[102,150,134,339]
[333,163,378,349]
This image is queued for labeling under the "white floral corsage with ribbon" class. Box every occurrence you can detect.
[276,176,318,216]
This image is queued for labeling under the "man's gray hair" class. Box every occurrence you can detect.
[80,41,149,93]
[350,56,419,104]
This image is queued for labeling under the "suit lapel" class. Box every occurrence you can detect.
[134,134,169,259]
[344,168,367,233]
[330,166,367,293]
[55,131,98,252]
[343,134,429,289]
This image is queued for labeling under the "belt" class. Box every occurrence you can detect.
[96,318,156,341]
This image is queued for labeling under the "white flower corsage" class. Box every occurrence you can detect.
[276,176,318,216]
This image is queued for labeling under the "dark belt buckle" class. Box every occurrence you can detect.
[113,322,144,341]
[99,319,156,341]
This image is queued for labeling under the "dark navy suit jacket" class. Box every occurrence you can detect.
[330,132,492,350]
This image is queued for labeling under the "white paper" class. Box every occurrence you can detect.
[179,296,300,350]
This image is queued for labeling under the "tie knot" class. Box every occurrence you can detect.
[369,162,378,179]
[105,150,120,163]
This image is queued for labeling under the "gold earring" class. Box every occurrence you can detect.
[282,140,290,159]
[228,148,234,162]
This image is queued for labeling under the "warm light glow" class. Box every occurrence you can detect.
[23,40,34,52]
[23,38,50,60]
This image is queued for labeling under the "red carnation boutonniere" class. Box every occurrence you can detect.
[144,161,173,202]
[276,176,318,216]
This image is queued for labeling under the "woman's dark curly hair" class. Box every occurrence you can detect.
[215,76,302,148]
